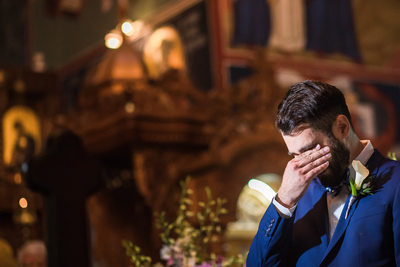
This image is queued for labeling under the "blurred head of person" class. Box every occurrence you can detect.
[17,240,46,267]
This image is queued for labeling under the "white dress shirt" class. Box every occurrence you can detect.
[273,140,374,239]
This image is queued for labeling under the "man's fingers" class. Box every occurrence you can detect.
[295,145,321,162]
[296,145,330,167]
[301,152,331,175]
[304,161,329,180]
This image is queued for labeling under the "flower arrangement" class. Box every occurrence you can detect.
[123,178,244,267]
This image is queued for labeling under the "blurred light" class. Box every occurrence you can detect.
[131,20,145,35]
[14,173,22,184]
[121,19,134,36]
[32,51,46,72]
[126,20,146,41]
[105,30,123,49]
[124,102,135,113]
[19,197,28,209]
[248,179,276,201]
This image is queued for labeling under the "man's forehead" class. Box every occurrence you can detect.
[289,123,313,134]
[282,126,316,139]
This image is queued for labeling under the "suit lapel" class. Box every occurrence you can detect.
[319,193,358,265]
[319,151,382,265]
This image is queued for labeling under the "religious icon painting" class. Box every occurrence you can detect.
[2,106,41,170]
[143,26,187,80]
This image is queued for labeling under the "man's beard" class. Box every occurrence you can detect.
[318,135,350,188]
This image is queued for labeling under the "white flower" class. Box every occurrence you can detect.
[187,252,197,267]
[352,160,370,190]
[160,245,171,260]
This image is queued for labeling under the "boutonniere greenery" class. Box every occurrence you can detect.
[388,152,397,161]
[345,160,375,219]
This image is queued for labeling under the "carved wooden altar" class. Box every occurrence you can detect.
[46,42,291,265]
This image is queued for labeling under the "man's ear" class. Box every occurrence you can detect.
[332,115,350,140]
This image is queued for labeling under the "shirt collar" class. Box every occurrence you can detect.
[354,140,374,165]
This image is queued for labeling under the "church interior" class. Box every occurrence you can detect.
[1,0,400,266]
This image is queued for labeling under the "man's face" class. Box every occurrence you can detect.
[282,127,350,187]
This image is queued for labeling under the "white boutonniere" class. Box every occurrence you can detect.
[345,160,375,219]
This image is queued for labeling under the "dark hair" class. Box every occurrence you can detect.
[276,80,353,135]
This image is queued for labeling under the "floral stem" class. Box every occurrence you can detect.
[345,196,356,219]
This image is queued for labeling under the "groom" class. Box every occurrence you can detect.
[247,81,400,266]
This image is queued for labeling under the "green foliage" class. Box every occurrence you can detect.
[358,176,375,196]
[122,240,152,267]
[388,152,397,161]
[349,178,357,197]
[351,175,375,197]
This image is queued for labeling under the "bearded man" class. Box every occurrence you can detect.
[247,80,400,266]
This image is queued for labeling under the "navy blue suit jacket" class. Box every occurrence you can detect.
[247,150,400,266]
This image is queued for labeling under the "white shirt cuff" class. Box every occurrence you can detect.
[272,196,297,218]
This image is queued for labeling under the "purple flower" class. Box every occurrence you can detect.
[166,257,174,266]
[216,256,224,264]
